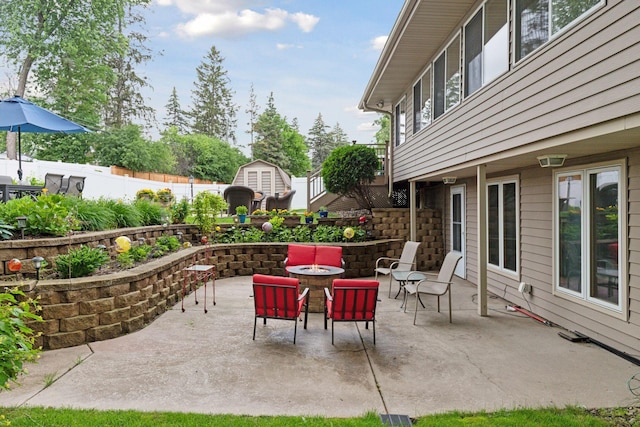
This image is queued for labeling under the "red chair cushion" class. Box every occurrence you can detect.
[315,246,343,268]
[253,274,299,287]
[286,244,316,266]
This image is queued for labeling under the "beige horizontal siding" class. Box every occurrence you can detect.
[394,1,640,182]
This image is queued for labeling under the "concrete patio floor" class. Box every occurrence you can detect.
[1,275,639,419]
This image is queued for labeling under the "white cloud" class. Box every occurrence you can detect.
[276,43,302,50]
[159,1,319,39]
[177,9,290,38]
[371,35,388,51]
[289,12,319,33]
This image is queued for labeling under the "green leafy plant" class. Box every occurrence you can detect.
[156,235,181,252]
[0,220,15,240]
[192,191,227,234]
[235,205,248,215]
[0,288,42,390]
[133,198,169,226]
[322,144,379,210]
[98,199,143,229]
[54,245,110,279]
[171,197,190,224]
[116,252,135,269]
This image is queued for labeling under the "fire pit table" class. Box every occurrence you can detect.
[286,265,345,313]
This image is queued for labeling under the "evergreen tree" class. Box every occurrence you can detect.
[308,113,332,169]
[328,122,350,151]
[164,87,189,133]
[282,124,310,177]
[252,92,287,168]
[245,83,260,158]
[103,4,155,129]
[190,45,237,143]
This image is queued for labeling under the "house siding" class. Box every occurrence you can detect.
[394,0,640,182]
[443,151,640,354]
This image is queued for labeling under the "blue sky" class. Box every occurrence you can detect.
[142,0,402,153]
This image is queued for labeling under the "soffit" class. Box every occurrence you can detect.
[360,0,477,111]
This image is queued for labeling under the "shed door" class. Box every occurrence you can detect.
[245,168,275,195]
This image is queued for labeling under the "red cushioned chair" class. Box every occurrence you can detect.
[324,279,380,345]
[252,274,309,344]
[284,244,345,274]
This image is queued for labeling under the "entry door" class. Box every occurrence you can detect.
[450,185,466,278]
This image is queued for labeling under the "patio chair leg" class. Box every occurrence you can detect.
[373,320,376,345]
[448,292,452,323]
[253,317,257,340]
[293,318,298,344]
[331,320,335,345]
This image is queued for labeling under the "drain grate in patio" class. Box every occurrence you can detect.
[379,414,413,426]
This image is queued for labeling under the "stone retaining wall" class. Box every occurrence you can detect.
[2,208,442,350]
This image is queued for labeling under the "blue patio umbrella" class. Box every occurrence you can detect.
[0,95,91,181]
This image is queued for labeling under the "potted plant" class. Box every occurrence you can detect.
[156,188,174,204]
[136,188,155,200]
[303,211,314,224]
[235,205,248,223]
[319,206,328,218]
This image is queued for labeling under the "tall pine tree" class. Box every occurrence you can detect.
[164,87,189,133]
[308,113,332,169]
[190,45,237,143]
[252,93,287,168]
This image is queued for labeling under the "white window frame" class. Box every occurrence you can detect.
[553,160,627,320]
[394,97,406,147]
[514,0,605,63]
[433,33,461,120]
[463,0,509,98]
[412,67,432,134]
[486,176,519,277]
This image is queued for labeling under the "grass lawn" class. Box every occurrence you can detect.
[0,406,624,426]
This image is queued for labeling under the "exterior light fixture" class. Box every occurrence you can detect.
[442,177,457,185]
[16,216,27,239]
[376,100,384,108]
[32,256,44,280]
[137,237,146,246]
[97,244,107,251]
[537,154,567,168]
[176,231,183,241]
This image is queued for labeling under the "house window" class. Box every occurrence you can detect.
[488,179,518,273]
[516,0,602,62]
[394,98,406,146]
[413,68,432,133]
[434,35,461,120]
[555,165,623,309]
[464,0,509,97]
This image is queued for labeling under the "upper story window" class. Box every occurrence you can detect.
[395,97,406,146]
[516,0,603,62]
[413,68,432,134]
[434,34,461,120]
[464,0,508,97]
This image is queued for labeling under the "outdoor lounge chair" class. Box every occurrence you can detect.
[403,251,462,325]
[265,189,296,211]
[374,240,420,298]
[63,175,86,197]
[223,185,254,216]
[44,173,65,194]
[324,278,379,345]
[252,274,309,344]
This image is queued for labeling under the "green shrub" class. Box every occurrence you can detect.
[55,245,110,279]
[192,191,227,234]
[98,199,143,228]
[71,199,117,231]
[130,244,153,262]
[116,252,135,269]
[171,197,190,224]
[0,288,42,389]
[133,199,169,226]
[156,235,181,251]
[322,144,379,210]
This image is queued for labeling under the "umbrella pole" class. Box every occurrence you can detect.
[17,128,22,182]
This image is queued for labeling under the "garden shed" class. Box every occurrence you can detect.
[231,159,291,203]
